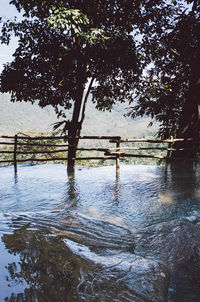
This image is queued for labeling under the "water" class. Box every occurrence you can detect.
[1,164,200,301]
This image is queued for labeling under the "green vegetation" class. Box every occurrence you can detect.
[1,1,198,166]
[0,0,142,172]
[0,131,167,168]
[127,0,200,160]
[0,132,67,166]
[0,94,160,168]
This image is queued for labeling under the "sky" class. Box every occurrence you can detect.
[0,0,20,71]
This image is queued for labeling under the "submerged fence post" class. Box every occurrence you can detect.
[116,138,120,175]
[165,136,173,172]
[14,134,18,173]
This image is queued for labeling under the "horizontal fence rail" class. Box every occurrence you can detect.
[0,134,199,172]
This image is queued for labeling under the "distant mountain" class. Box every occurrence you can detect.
[0,93,158,138]
[0,93,57,134]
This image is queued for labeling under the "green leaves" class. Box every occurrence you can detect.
[126,0,200,139]
[87,28,110,45]
[0,0,141,121]
[47,7,110,46]
[48,8,89,32]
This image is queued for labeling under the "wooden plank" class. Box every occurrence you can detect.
[76,148,109,152]
[0,160,15,163]
[1,135,121,140]
[18,143,69,147]
[1,135,196,143]
[0,142,69,147]
[0,135,68,140]
[15,149,68,155]
[106,152,166,159]
[0,148,107,153]
[1,147,193,155]
[0,150,14,154]
[123,153,166,159]
[0,135,196,143]
[109,138,195,143]
[74,157,116,160]
[0,135,15,139]
[108,147,196,151]
[105,152,125,156]
[0,157,116,163]
[78,136,121,140]
[108,147,168,151]
[0,142,15,145]
[0,158,67,163]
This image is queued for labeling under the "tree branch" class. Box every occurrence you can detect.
[80,77,95,124]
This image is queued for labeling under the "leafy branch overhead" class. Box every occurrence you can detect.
[48,7,110,44]
[125,0,200,142]
[0,0,142,118]
[1,0,199,162]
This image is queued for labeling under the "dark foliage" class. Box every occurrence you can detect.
[0,0,143,117]
[127,0,200,141]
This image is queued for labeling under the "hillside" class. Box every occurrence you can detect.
[0,93,158,138]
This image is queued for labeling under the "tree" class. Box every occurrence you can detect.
[0,0,146,172]
[127,0,200,161]
[2,227,82,301]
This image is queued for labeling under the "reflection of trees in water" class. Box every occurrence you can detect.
[64,171,80,207]
[158,163,200,221]
[162,163,197,199]
[167,163,198,200]
[2,222,138,302]
[66,170,121,205]
[114,173,120,203]
[2,227,82,302]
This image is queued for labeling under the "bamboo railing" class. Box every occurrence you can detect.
[0,134,198,172]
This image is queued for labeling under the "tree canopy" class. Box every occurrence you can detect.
[127,0,200,142]
[1,0,173,169]
[0,0,143,118]
[1,0,199,165]
[0,0,175,119]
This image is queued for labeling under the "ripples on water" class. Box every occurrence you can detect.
[1,164,200,301]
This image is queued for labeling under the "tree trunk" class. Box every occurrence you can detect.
[67,127,79,173]
[67,77,94,173]
[171,17,200,164]
[171,36,200,162]
[171,82,200,163]
[67,90,84,174]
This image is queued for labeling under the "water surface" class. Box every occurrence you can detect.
[1,164,200,301]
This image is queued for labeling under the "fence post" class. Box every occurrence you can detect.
[116,139,120,175]
[165,136,173,171]
[14,134,18,173]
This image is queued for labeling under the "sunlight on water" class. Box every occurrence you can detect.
[158,192,174,205]
[79,206,126,228]
[194,188,200,200]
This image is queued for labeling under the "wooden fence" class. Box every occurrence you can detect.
[0,134,198,172]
